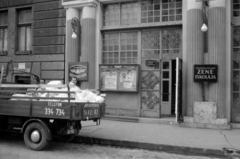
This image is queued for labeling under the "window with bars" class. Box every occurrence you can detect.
[103,0,182,26]
[102,32,138,64]
[17,8,32,55]
[233,0,240,17]
[0,11,8,56]
[232,1,240,122]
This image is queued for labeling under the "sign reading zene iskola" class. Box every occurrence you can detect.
[194,65,218,82]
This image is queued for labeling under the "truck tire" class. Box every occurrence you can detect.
[24,122,49,151]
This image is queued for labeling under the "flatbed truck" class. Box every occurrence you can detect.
[0,83,105,150]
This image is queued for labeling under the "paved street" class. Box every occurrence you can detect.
[0,133,222,159]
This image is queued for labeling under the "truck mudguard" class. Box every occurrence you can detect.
[21,119,52,140]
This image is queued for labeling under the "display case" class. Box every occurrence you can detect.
[99,64,139,92]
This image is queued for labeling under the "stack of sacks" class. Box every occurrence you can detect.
[39,80,66,102]
[73,90,105,103]
[10,88,38,101]
[10,80,105,103]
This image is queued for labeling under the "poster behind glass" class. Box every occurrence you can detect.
[99,64,139,92]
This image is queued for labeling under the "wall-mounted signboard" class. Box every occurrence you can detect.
[99,64,139,92]
[69,62,88,81]
[194,65,218,82]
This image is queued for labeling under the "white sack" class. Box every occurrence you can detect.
[47,80,62,85]
[10,94,32,101]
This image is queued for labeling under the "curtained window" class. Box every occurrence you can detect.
[0,11,8,56]
[17,8,32,55]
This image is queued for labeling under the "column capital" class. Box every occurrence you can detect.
[82,6,96,19]
[62,0,98,9]
[187,0,202,10]
[209,0,226,8]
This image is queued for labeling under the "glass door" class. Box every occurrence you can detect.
[161,60,171,115]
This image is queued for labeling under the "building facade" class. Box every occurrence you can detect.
[0,0,239,128]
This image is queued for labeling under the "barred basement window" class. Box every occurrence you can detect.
[233,0,240,17]
[102,32,138,64]
[17,8,32,55]
[0,11,8,56]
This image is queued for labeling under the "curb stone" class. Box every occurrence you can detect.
[72,136,225,158]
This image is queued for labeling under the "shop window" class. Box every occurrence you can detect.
[0,11,8,56]
[141,0,182,23]
[103,4,120,26]
[17,8,32,55]
[103,2,138,26]
[121,2,138,25]
[103,0,182,27]
[102,32,138,64]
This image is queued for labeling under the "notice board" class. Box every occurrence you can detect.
[99,64,139,92]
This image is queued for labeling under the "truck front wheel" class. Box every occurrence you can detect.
[24,122,49,150]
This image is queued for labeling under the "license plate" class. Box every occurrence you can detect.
[67,129,76,134]
[83,107,99,119]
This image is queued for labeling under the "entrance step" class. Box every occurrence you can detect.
[138,117,178,125]
[103,115,178,125]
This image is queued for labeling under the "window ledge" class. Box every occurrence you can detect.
[101,21,182,31]
[16,51,32,55]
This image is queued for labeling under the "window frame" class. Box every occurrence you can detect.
[102,31,139,64]
[0,11,8,56]
[102,0,182,30]
[16,7,32,55]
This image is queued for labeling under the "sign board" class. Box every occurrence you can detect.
[12,63,31,73]
[69,62,88,81]
[99,64,139,92]
[194,65,218,82]
[146,60,159,68]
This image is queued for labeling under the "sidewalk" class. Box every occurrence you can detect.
[72,118,240,157]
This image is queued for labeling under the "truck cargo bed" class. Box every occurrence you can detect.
[0,84,105,121]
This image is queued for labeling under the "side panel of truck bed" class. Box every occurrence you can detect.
[31,101,72,119]
[0,100,31,116]
[0,100,105,120]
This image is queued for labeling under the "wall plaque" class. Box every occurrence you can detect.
[194,65,218,82]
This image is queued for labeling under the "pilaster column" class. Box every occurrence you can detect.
[186,0,204,116]
[65,8,80,83]
[80,6,96,89]
[208,0,226,118]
